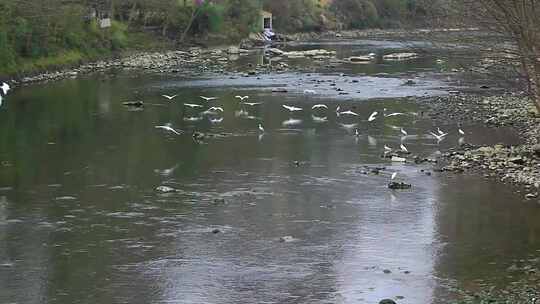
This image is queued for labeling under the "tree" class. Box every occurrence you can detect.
[457,0,540,110]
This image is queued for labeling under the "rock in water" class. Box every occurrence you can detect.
[122,100,144,107]
[379,299,397,304]
[155,186,177,193]
[279,236,295,243]
[388,182,412,190]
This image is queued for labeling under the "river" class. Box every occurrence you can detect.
[1,38,539,304]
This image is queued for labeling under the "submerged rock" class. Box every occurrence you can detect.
[388,182,412,190]
[379,299,397,304]
[155,186,177,193]
[279,236,296,243]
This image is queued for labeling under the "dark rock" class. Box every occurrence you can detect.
[383,269,392,274]
[122,100,144,107]
[388,182,412,190]
[213,198,226,204]
[379,299,397,304]
[212,228,221,234]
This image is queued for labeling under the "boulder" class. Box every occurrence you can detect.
[383,52,418,61]
[155,186,176,193]
[227,46,240,54]
[388,182,412,190]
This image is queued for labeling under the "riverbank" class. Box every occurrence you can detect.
[424,93,540,201]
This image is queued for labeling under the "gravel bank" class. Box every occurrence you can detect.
[425,93,540,200]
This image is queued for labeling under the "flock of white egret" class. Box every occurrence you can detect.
[151,92,468,157]
[149,91,471,183]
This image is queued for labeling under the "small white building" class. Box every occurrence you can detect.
[261,10,272,31]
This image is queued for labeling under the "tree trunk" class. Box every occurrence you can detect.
[180,8,199,43]
[532,59,540,111]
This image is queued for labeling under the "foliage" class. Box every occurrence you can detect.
[0,0,442,75]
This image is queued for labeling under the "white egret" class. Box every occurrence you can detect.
[437,127,446,135]
[400,144,408,152]
[339,110,359,116]
[368,111,378,122]
[235,95,249,101]
[312,104,328,110]
[282,105,303,112]
[354,129,360,137]
[200,96,218,101]
[207,106,224,112]
[384,145,392,152]
[303,89,317,94]
[162,94,178,100]
[385,112,406,117]
[184,103,203,108]
[210,117,224,124]
[1,82,10,95]
[391,172,397,180]
[155,125,183,135]
[430,131,448,141]
[400,128,408,136]
[258,124,265,133]
[458,128,465,135]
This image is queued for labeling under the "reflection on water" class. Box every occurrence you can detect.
[0,38,538,304]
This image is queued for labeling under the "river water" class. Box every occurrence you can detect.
[1,38,539,304]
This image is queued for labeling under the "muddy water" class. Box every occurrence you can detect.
[0,39,539,304]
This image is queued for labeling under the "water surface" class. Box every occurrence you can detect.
[0,38,538,304]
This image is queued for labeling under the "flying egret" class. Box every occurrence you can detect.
[430,131,448,141]
[235,95,249,101]
[339,110,359,116]
[458,128,465,135]
[207,106,224,112]
[385,112,406,117]
[258,124,265,133]
[400,128,408,136]
[200,96,218,101]
[162,94,178,100]
[210,117,224,124]
[312,104,328,110]
[282,105,303,112]
[184,103,203,108]
[184,116,203,122]
[155,125,183,135]
[400,144,408,152]
[243,102,262,106]
[1,82,10,95]
[368,111,378,122]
